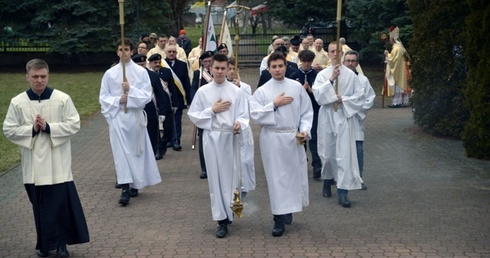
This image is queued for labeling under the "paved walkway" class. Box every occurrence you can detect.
[1,68,489,257]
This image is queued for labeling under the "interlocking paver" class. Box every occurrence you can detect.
[1,67,489,257]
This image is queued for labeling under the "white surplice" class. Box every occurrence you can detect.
[249,77,313,215]
[312,65,365,190]
[3,89,80,185]
[238,81,256,192]
[353,73,376,141]
[187,80,249,222]
[99,60,161,189]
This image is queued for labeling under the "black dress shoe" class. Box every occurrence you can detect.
[323,179,332,198]
[272,215,285,237]
[56,244,69,258]
[200,171,207,179]
[119,188,130,205]
[115,182,122,189]
[36,250,49,257]
[172,143,182,151]
[284,213,293,225]
[166,142,172,148]
[130,188,139,197]
[216,224,228,238]
[155,149,163,160]
[361,183,367,190]
[338,195,351,208]
[313,168,321,179]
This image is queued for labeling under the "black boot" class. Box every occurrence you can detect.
[130,188,138,197]
[200,171,207,179]
[216,219,229,238]
[36,250,49,257]
[119,185,130,206]
[284,213,293,225]
[272,215,285,237]
[313,168,322,179]
[323,179,333,198]
[56,244,69,258]
[338,195,352,208]
[155,149,163,160]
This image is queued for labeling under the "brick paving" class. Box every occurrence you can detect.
[1,68,489,257]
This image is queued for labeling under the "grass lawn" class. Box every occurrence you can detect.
[0,71,104,173]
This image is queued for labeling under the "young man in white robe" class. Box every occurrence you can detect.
[250,52,313,237]
[343,50,376,190]
[187,53,249,238]
[99,38,162,206]
[3,59,89,257]
[227,57,256,198]
[312,41,365,208]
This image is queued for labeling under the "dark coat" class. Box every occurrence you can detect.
[289,68,320,113]
[191,69,212,101]
[165,58,191,108]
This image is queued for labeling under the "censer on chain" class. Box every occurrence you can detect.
[228,0,249,219]
[231,188,243,217]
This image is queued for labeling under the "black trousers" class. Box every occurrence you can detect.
[198,128,206,172]
[25,182,90,252]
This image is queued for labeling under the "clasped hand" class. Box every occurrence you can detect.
[34,114,47,132]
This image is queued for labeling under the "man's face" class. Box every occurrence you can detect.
[307,35,314,44]
[300,60,312,71]
[284,41,291,49]
[117,45,132,63]
[327,43,343,65]
[268,59,286,81]
[211,60,228,84]
[157,37,167,48]
[227,64,236,80]
[272,39,285,50]
[201,57,212,69]
[168,38,177,45]
[343,54,359,72]
[137,43,148,55]
[314,40,323,51]
[166,46,177,60]
[302,38,309,49]
[27,68,49,95]
[150,60,161,71]
[218,48,229,55]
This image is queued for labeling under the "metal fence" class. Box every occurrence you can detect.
[1,28,360,67]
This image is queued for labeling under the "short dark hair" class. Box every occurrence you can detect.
[267,52,287,67]
[344,50,359,60]
[116,38,133,51]
[158,34,167,39]
[211,53,229,66]
[298,50,315,62]
[26,59,49,73]
[228,57,237,66]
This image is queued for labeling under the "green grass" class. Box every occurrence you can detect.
[0,71,103,173]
